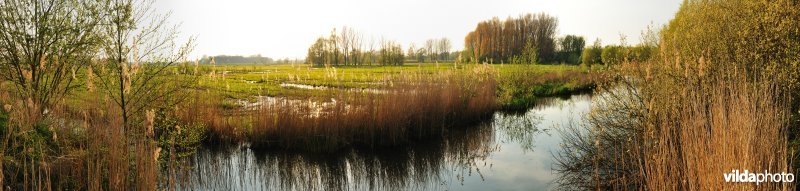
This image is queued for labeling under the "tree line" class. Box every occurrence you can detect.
[582,43,657,65]
[407,38,453,63]
[306,27,404,67]
[463,13,590,65]
[463,13,558,64]
[199,55,274,65]
[581,28,659,65]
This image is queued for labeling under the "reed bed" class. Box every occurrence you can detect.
[555,0,800,189]
[555,61,795,190]
[179,64,497,151]
[0,81,202,190]
[183,118,496,190]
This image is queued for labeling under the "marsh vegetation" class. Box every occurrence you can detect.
[0,0,797,190]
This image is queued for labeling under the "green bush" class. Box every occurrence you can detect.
[154,109,206,164]
[660,0,800,82]
[601,45,625,65]
[581,47,603,65]
[658,0,800,180]
[627,45,656,63]
[510,41,539,64]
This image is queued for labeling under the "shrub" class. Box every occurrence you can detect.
[581,47,602,65]
[660,0,800,90]
[556,0,800,190]
[660,0,800,169]
[626,45,656,63]
[600,45,625,65]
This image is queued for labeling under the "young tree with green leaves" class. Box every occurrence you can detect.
[93,0,195,131]
[581,39,603,65]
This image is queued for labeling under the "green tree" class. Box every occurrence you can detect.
[0,0,102,118]
[0,0,104,187]
[601,45,624,65]
[511,40,538,64]
[558,35,585,64]
[581,39,603,65]
[93,0,195,130]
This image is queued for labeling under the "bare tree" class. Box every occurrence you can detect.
[367,36,376,65]
[337,26,359,66]
[93,0,195,130]
[438,38,452,61]
[424,39,436,63]
[407,43,416,63]
[352,33,363,65]
[464,13,558,63]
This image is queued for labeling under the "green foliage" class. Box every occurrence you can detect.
[581,39,603,65]
[0,0,101,115]
[601,45,625,65]
[581,47,602,65]
[307,27,404,67]
[660,0,800,82]
[495,64,598,110]
[510,41,539,64]
[627,45,657,63]
[557,35,585,64]
[154,110,206,162]
[658,0,800,171]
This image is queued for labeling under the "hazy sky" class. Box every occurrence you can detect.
[158,0,682,60]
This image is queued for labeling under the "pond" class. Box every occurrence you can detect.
[180,94,592,190]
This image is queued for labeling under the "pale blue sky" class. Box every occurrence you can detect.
[158,0,682,59]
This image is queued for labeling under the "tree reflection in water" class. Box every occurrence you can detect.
[171,95,592,190]
[182,121,496,190]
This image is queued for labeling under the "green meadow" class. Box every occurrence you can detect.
[192,63,599,107]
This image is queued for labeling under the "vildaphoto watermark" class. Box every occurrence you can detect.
[724,170,795,185]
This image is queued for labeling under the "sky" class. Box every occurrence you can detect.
[157,0,683,60]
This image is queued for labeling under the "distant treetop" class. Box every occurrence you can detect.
[199,55,274,65]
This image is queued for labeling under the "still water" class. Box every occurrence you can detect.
[182,94,592,190]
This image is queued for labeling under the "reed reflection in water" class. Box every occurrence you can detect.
[179,94,592,190]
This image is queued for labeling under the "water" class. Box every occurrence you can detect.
[279,83,389,94]
[181,94,592,190]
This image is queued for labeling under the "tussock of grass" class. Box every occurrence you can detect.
[496,64,600,110]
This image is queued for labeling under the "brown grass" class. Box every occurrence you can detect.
[184,116,497,190]
[555,61,795,190]
[179,64,497,151]
[638,66,793,190]
[0,83,164,190]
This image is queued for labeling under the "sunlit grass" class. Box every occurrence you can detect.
[193,63,597,100]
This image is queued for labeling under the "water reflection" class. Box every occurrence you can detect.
[180,94,592,190]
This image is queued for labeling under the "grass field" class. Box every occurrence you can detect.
[192,63,600,106]
[174,62,602,149]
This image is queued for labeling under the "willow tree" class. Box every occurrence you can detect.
[0,0,102,120]
[0,0,105,187]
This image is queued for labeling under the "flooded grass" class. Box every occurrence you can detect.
[0,62,600,189]
[194,63,598,100]
[175,94,592,190]
[180,64,499,151]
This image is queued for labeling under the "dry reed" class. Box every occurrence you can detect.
[180,65,497,151]
[555,61,795,190]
